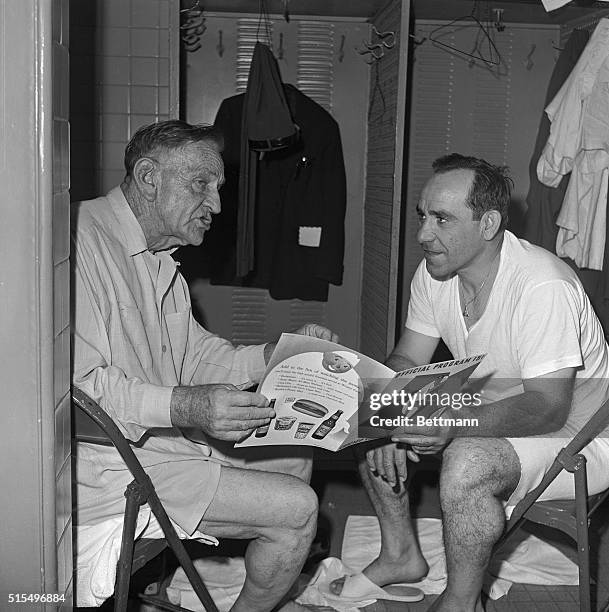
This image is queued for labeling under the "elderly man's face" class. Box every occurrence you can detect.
[416,169,486,280]
[155,141,224,248]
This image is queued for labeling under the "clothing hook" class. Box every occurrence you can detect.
[338,34,346,63]
[362,40,384,52]
[409,33,427,46]
[524,43,536,71]
[493,8,505,33]
[372,25,396,48]
[216,30,225,57]
[357,42,384,62]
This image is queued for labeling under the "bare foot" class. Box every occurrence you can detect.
[329,552,429,596]
[363,552,429,586]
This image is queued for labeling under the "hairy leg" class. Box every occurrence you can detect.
[357,456,429,584]
[430,437,520,612]
[330,450,428,595]
[198,465,318,612]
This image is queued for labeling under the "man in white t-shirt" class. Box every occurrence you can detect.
[331,154,609,611]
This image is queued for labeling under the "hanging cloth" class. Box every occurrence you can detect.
[536,19,609,270]
[208,85,347,302]
[236,42,297,277]
[523,28,590,251]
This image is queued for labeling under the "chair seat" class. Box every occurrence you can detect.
[523,493,606,540]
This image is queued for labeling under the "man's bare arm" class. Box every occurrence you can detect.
[385,327,440,372]
[395,367,576,447]
[452,368,574,437]
[170,385,275,442]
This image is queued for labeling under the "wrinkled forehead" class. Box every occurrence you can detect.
[158,141,224,174]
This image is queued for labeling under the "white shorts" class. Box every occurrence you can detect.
[76,443,313,607]
[504,435,609,516]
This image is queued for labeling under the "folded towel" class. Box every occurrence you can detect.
[164,515,579,612]
[76,511,153,608]
[76,507,219,608]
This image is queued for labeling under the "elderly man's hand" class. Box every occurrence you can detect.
[264,324,339,364]
[294,323,339,343]
[170,384,275,442]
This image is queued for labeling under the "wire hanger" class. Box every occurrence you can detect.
[428,1,502,67]
[256,0,274,51]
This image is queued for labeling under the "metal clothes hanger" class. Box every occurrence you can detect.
[428,1,502,67]
[256,0,274,50]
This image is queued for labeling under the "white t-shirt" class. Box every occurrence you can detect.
[406,230,609,436]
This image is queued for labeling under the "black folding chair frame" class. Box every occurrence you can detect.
[73,387,220,612]
[495,397,609,612]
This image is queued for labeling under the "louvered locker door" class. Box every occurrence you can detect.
[400,20,557,321]
[184,15,369,348]
[359,0,411,362]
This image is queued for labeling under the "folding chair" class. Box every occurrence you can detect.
[494,396,609,612]
[72,386,220,612]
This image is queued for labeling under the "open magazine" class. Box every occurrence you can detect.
[235,333,485,452]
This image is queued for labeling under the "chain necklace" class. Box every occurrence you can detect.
[460,250,501,319]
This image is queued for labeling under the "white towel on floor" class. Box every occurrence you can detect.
[164,516,579,612]
[166,557,316,612]
[340,516,578,600]
[167,557,247,611]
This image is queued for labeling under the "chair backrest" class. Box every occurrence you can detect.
[73,393,113,445]
[71,386,220,612]
[72,387,153,485]
[504,393,609,531]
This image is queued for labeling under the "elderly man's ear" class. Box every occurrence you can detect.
[133,157,158,201]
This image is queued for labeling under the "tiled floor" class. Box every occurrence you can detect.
[311,464,609,612]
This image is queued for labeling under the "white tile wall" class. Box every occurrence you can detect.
[71,0,174,196]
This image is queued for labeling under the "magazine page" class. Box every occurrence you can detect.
[235,333,395,451]
[357,354,486,440]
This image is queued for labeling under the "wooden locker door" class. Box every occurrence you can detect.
[359,0,411,362]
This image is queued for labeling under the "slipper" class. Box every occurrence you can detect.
[323,572,424,603]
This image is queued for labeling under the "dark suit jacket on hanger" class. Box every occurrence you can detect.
[203,84,347,301]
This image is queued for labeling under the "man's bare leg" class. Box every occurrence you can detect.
[358,459,429,583]
[198,465,318,612]
[428,437,520,612]
[330,454,428,595]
